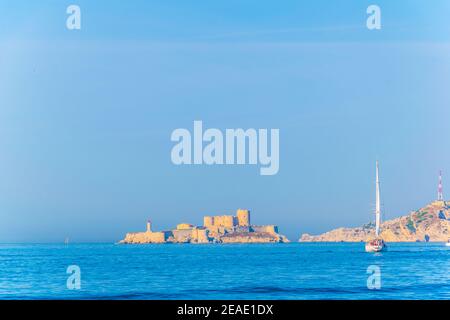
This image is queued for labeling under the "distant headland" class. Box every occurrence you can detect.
[300,200,450,242]
[120,209,289,244]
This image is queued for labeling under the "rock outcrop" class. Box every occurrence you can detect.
[220,232,289,243]
[300,201,450,242]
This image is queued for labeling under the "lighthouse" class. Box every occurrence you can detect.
[146,220,152,233]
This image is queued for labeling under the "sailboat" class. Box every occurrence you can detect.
[365,161,387,252]
[438,171,449,247]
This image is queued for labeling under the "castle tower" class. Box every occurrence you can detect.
[438,171,444,201]
[203,216,214,228]
[146,220,152,233]
[236,209,250,226]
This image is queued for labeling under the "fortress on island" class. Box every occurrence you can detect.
[120,209,289,244]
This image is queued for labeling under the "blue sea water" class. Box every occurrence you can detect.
[0,242,449,300]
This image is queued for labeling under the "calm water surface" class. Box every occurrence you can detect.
[0,243,449,299]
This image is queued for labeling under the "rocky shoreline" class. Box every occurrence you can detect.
[300,201,450,242]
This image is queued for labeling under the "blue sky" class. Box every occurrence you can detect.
[1,1,450,242]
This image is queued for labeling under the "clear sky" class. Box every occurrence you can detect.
[1,1,450,242]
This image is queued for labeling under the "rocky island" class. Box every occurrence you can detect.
[120,209,289,244]
[300,200,450,242]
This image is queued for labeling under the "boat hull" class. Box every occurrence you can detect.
[365,239,387,252]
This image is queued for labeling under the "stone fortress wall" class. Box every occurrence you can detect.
[202,209,277,235]
[204,209,250,228]
[252,225,278,234]
[202,209,250,237]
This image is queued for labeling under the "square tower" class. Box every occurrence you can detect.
[236,209,250,226]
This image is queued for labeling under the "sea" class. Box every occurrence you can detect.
[0,242,449,300]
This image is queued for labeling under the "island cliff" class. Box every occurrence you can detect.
[120,209,289,244]
[300,201,450,242]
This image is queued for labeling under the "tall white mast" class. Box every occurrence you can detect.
[438,171,443,201]
[375,161,381,237]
